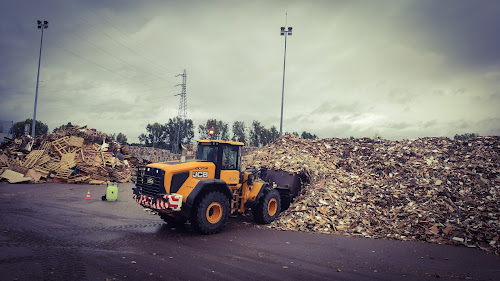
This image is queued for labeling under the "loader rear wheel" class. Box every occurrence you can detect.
[252,188,281,224]
[191,191,230,235]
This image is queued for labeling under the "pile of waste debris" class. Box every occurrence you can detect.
[243,135,499,254]
[0,125,148,184]
[128,146,180,163]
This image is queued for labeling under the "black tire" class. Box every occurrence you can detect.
[191,191,230,235]
[252,188,281,224]
[159,213,187,226]
[101,195,107,201]
[278,189,291,211]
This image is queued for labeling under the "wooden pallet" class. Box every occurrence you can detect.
[67,175,90,183]
[52,136,70,156]
[7,158,29,174]
[56,168,73,179]
[33,165,50,177]
[45,162,61,172]
[36,155,51,166]
[40,141,52,152]
[67,136,84,147]
[60,152,76,169]
[24,150,45,168]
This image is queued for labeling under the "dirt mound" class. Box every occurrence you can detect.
[243,135,499,254]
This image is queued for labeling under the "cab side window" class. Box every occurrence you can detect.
[222,145,239,170]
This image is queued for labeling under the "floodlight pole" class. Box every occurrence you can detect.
[32,20,48,137]
[279,14,292,137]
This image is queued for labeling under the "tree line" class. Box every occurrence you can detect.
[7,118,317,150]
[137,118,318,150]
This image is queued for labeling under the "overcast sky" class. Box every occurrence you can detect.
[1,0,499,142]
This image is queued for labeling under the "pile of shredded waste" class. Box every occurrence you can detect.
[243,135,499,254]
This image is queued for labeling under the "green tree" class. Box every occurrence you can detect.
[198,119,217,139]
[301,131,317,139]
[146,122,166,148]
[116,133,127,144]
[261,125,279,146]
[198,119,229,140]
[11,119,48,137]
[138,133,147,146]
[232,121,247,143]
[454,133,479,141]
[165,117,194,152]
[249,120,265,147]
[217,120,229,140]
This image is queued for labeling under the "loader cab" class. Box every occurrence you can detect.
[196,140,243,184]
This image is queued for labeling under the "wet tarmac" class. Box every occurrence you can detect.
[0,182,498,281]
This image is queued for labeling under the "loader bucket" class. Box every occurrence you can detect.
[264,170,308,198]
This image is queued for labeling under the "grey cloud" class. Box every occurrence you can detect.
[311,102,362,115]
[382,122,411,130]
[406,0,500,71]
[423,119,437,129]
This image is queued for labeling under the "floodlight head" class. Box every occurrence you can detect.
[288,33,292,36]
[44,21,48,25]
[288,27,292,31]
[37,20,42,25]
[281,32,284,35]
[281,27,285,31]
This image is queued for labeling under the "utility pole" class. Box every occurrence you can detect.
[279,13,292,137]
[32,20,48,137]
[174,69,187,154]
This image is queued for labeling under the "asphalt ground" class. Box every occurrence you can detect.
[0,182,498,281]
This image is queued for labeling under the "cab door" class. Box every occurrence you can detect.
[218,144,241,184]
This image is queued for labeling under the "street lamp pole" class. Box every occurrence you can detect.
[32,20,48,137]
[279,14,292,137]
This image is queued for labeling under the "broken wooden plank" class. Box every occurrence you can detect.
[1,169,31,183]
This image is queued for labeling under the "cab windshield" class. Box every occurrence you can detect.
[196,144,241,170]
[197,145,217,162]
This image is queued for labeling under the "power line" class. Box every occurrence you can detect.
[78,12,183,81]
[4,78,168,96]
[69,32,165,80]
[38,93,178,112]
[41,85,175,103]
[47,40,147,85]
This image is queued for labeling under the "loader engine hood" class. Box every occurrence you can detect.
[136,161,216,196]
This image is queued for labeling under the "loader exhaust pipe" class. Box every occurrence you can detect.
[179,144,187,163]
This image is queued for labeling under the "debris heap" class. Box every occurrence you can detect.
[0,125,147,184]
[243,135,499,254]
[127,146,179,163]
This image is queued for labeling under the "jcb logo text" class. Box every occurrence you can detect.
[193,171,209,178]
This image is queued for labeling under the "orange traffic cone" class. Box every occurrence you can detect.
[85,190,91,200]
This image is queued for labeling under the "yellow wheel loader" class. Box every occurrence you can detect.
[132,139,305,234]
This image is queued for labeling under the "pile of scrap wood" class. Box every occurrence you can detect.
[0,125,147,184]
[243,135,499,254]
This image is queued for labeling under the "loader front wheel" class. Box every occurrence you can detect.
[252,188,281,224]
[191,191,230,234]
